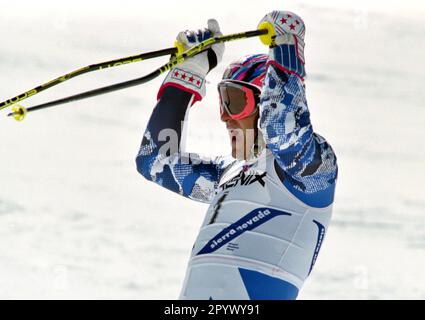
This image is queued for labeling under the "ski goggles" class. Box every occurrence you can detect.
[218,80,261,120]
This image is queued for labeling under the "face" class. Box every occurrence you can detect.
[220,109,259,160]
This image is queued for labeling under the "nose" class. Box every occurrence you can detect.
[220,107,232,122]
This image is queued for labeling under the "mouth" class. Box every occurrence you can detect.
[228,128,240,145]
[231,135,237,145]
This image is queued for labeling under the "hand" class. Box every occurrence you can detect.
[258,11,306,79]
[158,19,224,104]
[175,19,224,74]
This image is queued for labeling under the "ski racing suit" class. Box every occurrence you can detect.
[136,13,338,299]
[136,62,338,299]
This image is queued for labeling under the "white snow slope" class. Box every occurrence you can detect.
[0,0,424,299]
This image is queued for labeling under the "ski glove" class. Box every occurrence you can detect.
[158,19,224,104]
[258,11,306,79]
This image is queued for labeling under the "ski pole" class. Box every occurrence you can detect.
[5,28,269,121]
[0,47,178,114]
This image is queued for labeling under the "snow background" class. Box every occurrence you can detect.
[0,0,424,299]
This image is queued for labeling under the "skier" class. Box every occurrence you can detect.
[136,11,338,300]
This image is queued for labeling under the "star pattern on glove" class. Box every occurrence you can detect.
[171,68,203,88]
[271,11,305,37]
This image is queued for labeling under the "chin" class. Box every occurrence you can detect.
[231,146,246,160]
[230,136,246,160]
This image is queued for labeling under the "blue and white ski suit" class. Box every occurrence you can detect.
[136,62,338,300]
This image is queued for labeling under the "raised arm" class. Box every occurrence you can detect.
[136,20,234,204]
[258,11,338,208]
